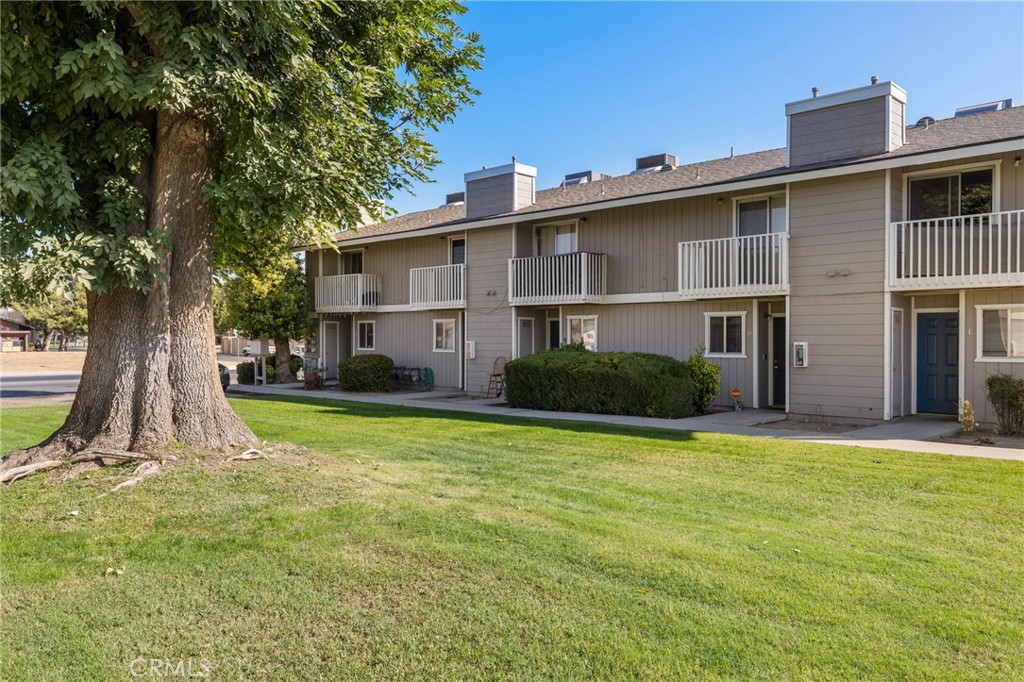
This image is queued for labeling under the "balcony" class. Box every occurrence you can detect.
[409,263,465,309]
[678,232,790,298]
[888,209,1024,291]
[314,274,381,312]
[508,252,607,306]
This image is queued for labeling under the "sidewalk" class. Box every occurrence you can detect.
[228,384,1023,461]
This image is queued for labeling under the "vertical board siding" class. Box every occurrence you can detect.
[789,171,887,420]
[350,311,461,388]
[520,186,784,296]
[466,226,514,393]
[789,97,889,166]
[362,234,452,306]
[305,250,319,311]
[557,300,756,407]
[963,288,1024,425]
[466,174,516,219]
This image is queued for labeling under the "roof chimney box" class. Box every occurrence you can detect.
[785,80,906,167]
[635,153,677,171]
[463,160,537,219]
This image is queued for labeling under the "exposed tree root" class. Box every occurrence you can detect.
[70,449,177,465]
[101,461,164,496]
[227,448,268,462]
[0,460,64,485]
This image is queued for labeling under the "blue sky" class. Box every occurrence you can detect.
[388,1,1024,216]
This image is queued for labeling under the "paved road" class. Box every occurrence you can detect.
[1,373,81,406]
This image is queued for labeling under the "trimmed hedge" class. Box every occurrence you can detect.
[236,360,255,385]
[504,348,719,419]
[985,373,1024,436]
[338,353,394,392]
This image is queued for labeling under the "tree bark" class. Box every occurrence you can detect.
[1,110,256,475]
[38,330,54,352]
[58,332,68,352]
[273,337,295,384]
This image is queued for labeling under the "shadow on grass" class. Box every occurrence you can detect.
[231,393,699,443]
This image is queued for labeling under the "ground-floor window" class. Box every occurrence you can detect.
[976,305,1024,361]
[434,319,456,352]
[567,315,597,350]
[705,312,746,357]
[356,320,375,351]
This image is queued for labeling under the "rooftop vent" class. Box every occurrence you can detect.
[954,99,1016,118]
[631,153,677,174]
[443,191,465,206]
[914,116,935,129]
[562,170,611,187]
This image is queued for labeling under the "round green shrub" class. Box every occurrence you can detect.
[236,360,255,385]
[338,353,394,392]
[985,373,1024,436]
[684,347,722,415]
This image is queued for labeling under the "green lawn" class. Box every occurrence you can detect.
[2,397,1022,681]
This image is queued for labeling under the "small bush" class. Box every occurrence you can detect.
[985,373,1024,436]
[504,348,697,419]
[236,361,255,385]
[338,354,394,392]
[304,365,324,390]
[684,346,722,415]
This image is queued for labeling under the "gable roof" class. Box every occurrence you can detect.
[327,106,1024,246]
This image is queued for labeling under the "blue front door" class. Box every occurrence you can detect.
[917,313,959,414]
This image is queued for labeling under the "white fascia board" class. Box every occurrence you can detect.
[464,162,538,183]
[299,138,1023,252]
[785,81,907,116]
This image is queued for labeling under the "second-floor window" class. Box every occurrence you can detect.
[536,222,577,256]
[737,195,787,237]
[450,237,466,265]
[908,168,993,220]
[341,250,363,275]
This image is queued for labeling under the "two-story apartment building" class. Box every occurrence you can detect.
[304,80,1024,424]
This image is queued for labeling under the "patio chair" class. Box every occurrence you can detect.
[487,356,507,398]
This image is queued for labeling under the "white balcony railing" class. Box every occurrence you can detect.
[678,232,790,298]
[888,209,1024,290]
[409,263,465,309]
[314,274,381,312]
[508,252,606,305]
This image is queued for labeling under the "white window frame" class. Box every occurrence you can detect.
[902,161,1001,219]
[566,314,598,350]
[449,235,467,265]
[433,318,456,353]
[732,192,788,237]
[356,320,375,351]
[704,311,747,358]
[534,219,579,257]
[975,304,1024,363]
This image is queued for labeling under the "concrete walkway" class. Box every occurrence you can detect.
[228,384,1023,461]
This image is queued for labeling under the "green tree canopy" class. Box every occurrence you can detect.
[0,1,481,474]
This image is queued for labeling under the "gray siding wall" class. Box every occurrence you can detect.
[789,97,889,166]
[889,99,905,151]
[515,175,535,209]
[466,174,515,219]
[558,300,758,408]
[789,171,887,420]
[520,185,785,295]
[964,288,1024,425]
[466,226,514,393]
[362,233,457,306]
[305,250,319,311]
[894,151,1023,214]
[350,311,462,389]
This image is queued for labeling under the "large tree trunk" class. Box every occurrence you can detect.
[273,337,295,384]
[1,111,256,474]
